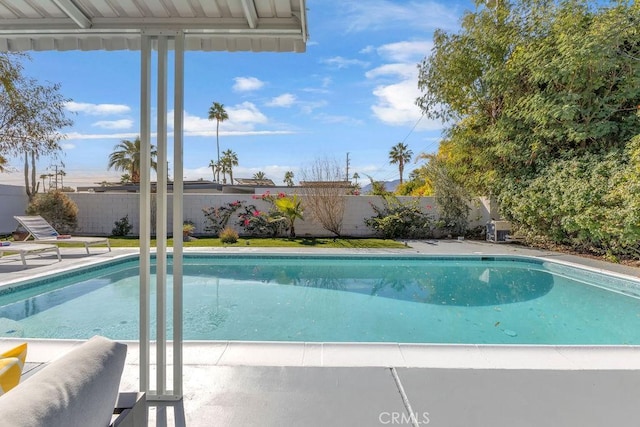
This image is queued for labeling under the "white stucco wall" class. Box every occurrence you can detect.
[0,185,28,234]
[67,192,494,237]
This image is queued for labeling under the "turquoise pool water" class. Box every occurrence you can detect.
[1,254,639,344]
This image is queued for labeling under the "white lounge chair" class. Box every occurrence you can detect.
[13,215,111,254]
[0,242,61,266]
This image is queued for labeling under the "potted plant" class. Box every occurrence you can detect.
[182,221,195,241]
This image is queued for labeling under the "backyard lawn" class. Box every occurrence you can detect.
[91,237,406,249]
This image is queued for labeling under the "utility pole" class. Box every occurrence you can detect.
[345,152,350,182]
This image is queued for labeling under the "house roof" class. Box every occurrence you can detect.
[0,0,307,52]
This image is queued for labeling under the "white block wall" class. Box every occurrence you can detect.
[68,192,494,237]
[0,185,28,234]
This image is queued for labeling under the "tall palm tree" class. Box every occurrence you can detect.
[389,142,413,185]
[221,149,239,184]
[107,137,157,183]
[207,102,228,182]
[352,172,360,185]
[253,171,267,180]
[283,171,294,187]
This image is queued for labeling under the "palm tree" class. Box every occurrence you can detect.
[389,142,413,184]
[274,194,304,238]
[352,172,360,185]
[207,102,229,183]
[219,160,229,184]
[107,137,158,183]
[0,155,7,173]
[39,173,48,191]
[221,149,239,184]
[208,160,219,182]
[58,169,66,189]
[253,171,267,180]
[283,171,294,187]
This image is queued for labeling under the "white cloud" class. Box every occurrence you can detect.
[61,143,75,150]
[266,94,297,108]
[342,0,460,33]
[360,45,375,54]
[300,100,328,115]
[64,132,139,140]
[65,101,131,116]
[362,39,442,130]
[168,103,291,137]
[365,63,417,80]
[233,77,265,92]
[315,113,363,126]
[322,56,369,69]
[92,119,134,130]
[377,40,433,63]
[370,79,442,131]
[227,102,268,125]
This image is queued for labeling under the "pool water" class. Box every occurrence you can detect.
[1,255,639,344]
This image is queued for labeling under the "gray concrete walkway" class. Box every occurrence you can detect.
[2,240,640,426]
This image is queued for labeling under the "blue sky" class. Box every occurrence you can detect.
[3,0,475,188]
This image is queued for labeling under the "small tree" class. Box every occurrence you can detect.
[274,194,304,238]
[0,54,73,201]
[283,171,295,187]
[300,157,347,237]
[26,190,78,233]
[421,154,470,236]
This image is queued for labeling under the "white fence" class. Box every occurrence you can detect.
[66,192,497,237]
[0,185,28,234]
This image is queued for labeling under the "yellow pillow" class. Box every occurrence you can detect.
[0,358,21,395]
[1,343,27,366]
[0,343,27,395]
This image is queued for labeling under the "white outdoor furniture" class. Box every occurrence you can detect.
[0,336,146,427]
[14,215,111,254]
[0,242,61,266]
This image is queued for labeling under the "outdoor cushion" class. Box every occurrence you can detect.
[0,357,22,395]
[0,336,127,427]
[0,343,27,395]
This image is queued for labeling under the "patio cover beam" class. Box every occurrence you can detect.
[239,0,259,29]
[50,0,92,29]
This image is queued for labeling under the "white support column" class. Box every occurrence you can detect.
[156,34,168,397]
[139,33,151,395]
[141,31,184,402]
[172,31,185,398]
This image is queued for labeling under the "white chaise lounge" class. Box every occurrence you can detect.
[14,215,111,255]
[0,242,61,266]
[0,336,146,427]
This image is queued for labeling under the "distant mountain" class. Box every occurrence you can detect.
[360,179,401,194]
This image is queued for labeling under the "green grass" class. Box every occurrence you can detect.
[106,236,407,249]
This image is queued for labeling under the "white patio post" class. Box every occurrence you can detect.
[140,31,184,401]
[139,32,151,395]
[173,31,185,398]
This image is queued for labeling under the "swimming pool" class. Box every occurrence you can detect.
[1,254,639,344]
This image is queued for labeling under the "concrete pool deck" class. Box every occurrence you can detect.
[1,240,640,426]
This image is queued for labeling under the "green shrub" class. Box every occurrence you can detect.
[112,215,133,236]
[500,149,640,258]
[26,190,78,233]
[219,227,239,244]
[364,196,435,239]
